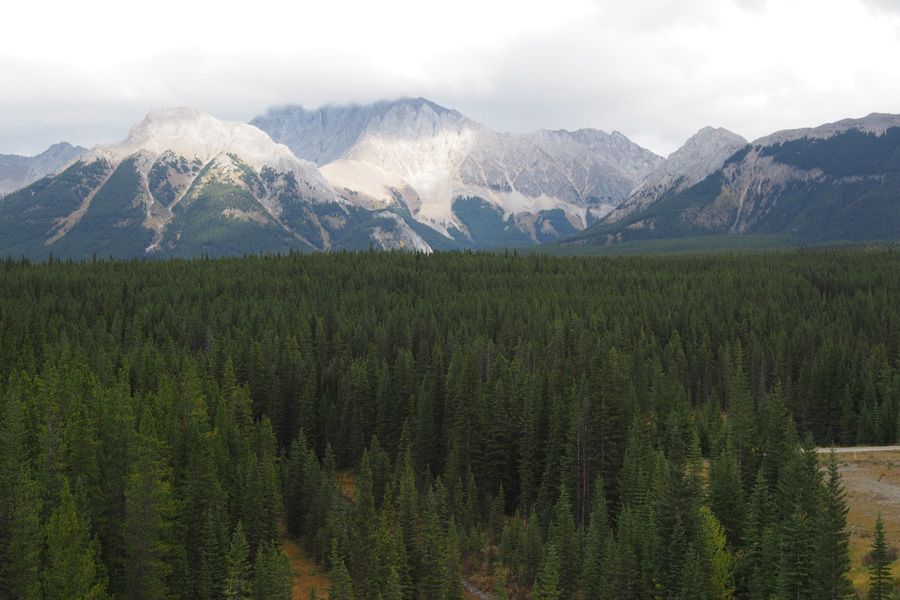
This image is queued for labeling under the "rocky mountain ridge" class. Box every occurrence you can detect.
[0,142,87,196]
[569,112,900,247]
[606,127,749,224]
[0,108,434,259]
[6,101,900,259]
[253,98,663,244]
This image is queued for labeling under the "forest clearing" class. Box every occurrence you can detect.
[831,449,900,595]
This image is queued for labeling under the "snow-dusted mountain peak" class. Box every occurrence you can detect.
[86,107,307,173]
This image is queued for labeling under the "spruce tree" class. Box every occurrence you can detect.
[4,468,43,600]
[819,450,853,600]
[122,430,174,600]
[224,522,253,600]
[252,544,293,600]
[707,435,747,548]
[43,481,109,600]
[581,476,610,600]
[533,544,562,600]
[867,514,893,600]
[328,544,355,600]
[494,563,509,600]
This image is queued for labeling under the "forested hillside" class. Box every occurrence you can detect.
[1,248,898,599]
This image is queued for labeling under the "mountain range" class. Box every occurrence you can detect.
[1,99,899,260]
[569,113,900,249]
[252,98,662,244]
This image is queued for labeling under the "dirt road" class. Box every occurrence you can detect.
[817,446,900,454]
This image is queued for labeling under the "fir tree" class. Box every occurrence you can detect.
[867,514,893,600]
[122,430,174,600]
[819,450,853,600]
[533,544,562,600]
[43,481,109,600]
[328,545,355,600]
[224,522,253,600]
[4,468,43,600]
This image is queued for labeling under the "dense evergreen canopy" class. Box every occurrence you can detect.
[0,247,893,598]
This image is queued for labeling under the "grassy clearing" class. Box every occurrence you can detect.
[336,472,357,501]
[278,523,331,600]
[831,450,900,595]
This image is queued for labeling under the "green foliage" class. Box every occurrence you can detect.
[51,157,154,259]
[867,514,894,600]
[0,247,892,598]
[225,522,253,599]
[451,196,536,249]
[532,209,579,244]
[760,128,900,178]
[0,158,109,257]
[159,182,301,258]
[43,481,109,600]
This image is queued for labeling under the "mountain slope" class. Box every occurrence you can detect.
[0,142,87,196]
[253,98,663,247]
[605,126,748,224]
[566,113,900,248]
[0,108,434,260]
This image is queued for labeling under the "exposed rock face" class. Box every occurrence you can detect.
[73,107,345,251]
[87,107,334,183]
[0,142,87,196]
[606,126,748,223]
[572,112,900,247]
[369,211,432,253]
[251,98,474,167]
[710,113,900,235]
[253,98,663,243]
[0,108,371,260]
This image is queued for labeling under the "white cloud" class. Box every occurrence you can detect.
[2,0,900,157]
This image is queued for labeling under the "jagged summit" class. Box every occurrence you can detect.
[251,97,476,166]
[253,98,662,242]
[571,111,900,249]
[606,126,747,223]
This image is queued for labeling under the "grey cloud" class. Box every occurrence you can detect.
[0,48,422,154]
[860,0,900,17]
[2,0,900,160]
[731,0,768,14]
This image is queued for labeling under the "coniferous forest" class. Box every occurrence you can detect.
[1,247,898,599]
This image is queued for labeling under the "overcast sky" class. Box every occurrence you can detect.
[2,0,899,157]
